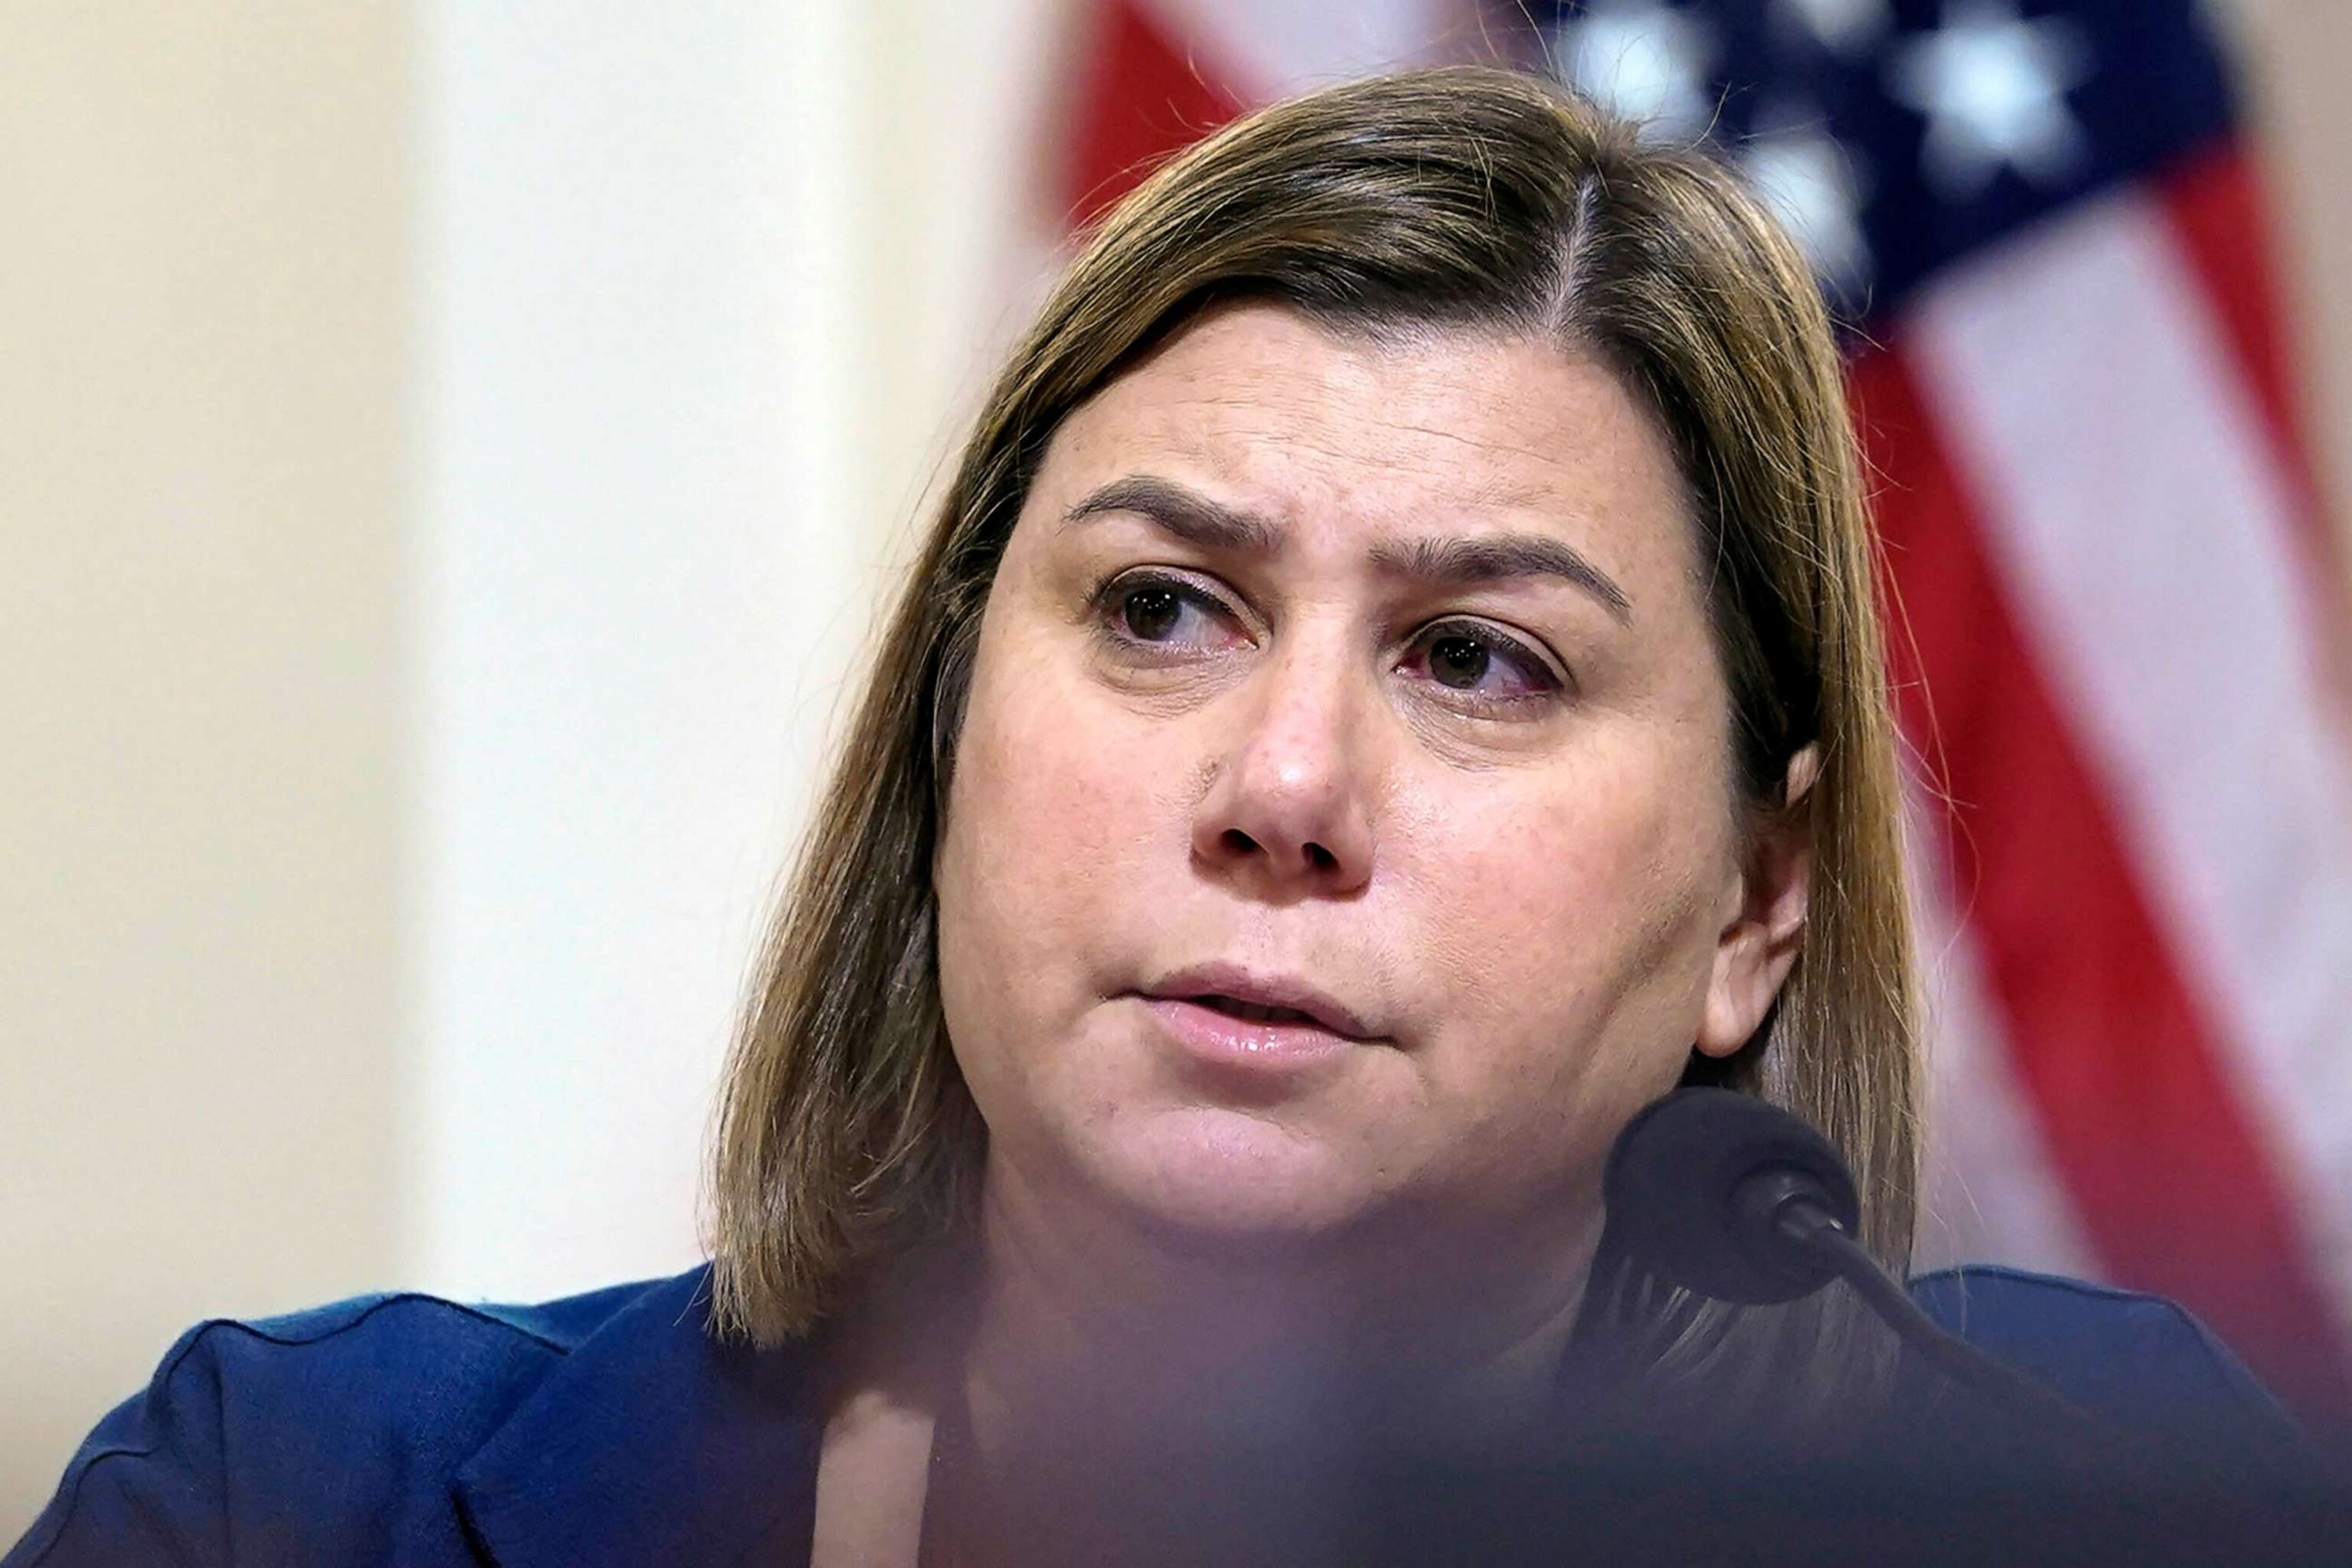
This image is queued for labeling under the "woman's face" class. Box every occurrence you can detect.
[933,302,1807,1276]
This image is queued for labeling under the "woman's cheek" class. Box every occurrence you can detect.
[955,652,1174,945]
[1399,763,1713,1050]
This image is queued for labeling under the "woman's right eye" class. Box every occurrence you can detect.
[1096,574,1242,652]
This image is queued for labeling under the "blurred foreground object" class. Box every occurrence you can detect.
[1054,0,2352,1412]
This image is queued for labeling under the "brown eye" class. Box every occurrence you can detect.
[1098,573,1245,654]
[1402,620,1563,707]
[1428,634,1491,689]
[1121,584,1184,642]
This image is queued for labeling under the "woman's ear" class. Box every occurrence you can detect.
[1696,745,1820,1058]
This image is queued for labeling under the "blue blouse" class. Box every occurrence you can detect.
[4,1264,2296,1566]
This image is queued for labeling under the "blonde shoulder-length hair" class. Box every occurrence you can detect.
[710,66,1919,1419]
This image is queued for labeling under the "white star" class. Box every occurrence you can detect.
[1741,103,1874,294]
[1772,0,1891,56]
[1886,0,2096,199]
[1553,1,1718,142]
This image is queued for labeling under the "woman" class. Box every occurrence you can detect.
[10,67,2289,1568]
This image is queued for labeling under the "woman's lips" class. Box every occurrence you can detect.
[1138,995,1363,1072]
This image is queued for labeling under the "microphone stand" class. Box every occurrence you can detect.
[1769,1195,2150,1449]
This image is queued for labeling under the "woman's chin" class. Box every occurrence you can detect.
[1073,1103,1405,1244]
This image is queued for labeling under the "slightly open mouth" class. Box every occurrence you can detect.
[1189,994,1324,1027]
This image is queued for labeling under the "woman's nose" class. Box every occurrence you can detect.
[1190,646,1375,896]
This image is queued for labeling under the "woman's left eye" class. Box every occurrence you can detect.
[1400,622,1564,706]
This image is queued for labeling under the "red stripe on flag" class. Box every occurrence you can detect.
[2158,143,2352,692]
[1060,0,1248,226]
[2161,145,2348,611]
[2158,147,2324,527]
[1851,344,2352,1410]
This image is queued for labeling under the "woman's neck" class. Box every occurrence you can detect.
[812,1180,1604,1567]
[959,1174,1602,1470]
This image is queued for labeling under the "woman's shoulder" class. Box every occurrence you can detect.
[1906,1263,2298,1442]
[5,1266,825,1567]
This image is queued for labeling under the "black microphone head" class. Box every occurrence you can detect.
[1601,1087,1862,1305]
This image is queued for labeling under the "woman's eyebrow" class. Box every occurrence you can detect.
[1060,472,1632,622]
[1060,475,1282,554]
[1369,534,1633,622]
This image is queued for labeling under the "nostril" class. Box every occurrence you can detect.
[1305,841,1337,871]
[1222,828,1260,855]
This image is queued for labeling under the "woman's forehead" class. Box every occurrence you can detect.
[1027,302,1695,586]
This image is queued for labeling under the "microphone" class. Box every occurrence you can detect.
[1601,1085,1860,1305]
[1602,1087,2118,1436]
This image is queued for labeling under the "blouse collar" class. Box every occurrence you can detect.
[452,1266,822,1566]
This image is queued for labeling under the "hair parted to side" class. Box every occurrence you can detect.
[710,66,1919,1420]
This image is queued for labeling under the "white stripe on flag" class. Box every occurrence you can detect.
[1906,187,2352,1335]
[1143,0,1456,100]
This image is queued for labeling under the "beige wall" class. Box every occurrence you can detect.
[0,0,408,1529]
[2,0,2348,1544]
[2229,0,2352,544]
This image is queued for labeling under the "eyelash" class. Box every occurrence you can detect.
[1088,569,1570,713]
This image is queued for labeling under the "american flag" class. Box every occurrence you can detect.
[1049,0,2352,1410]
